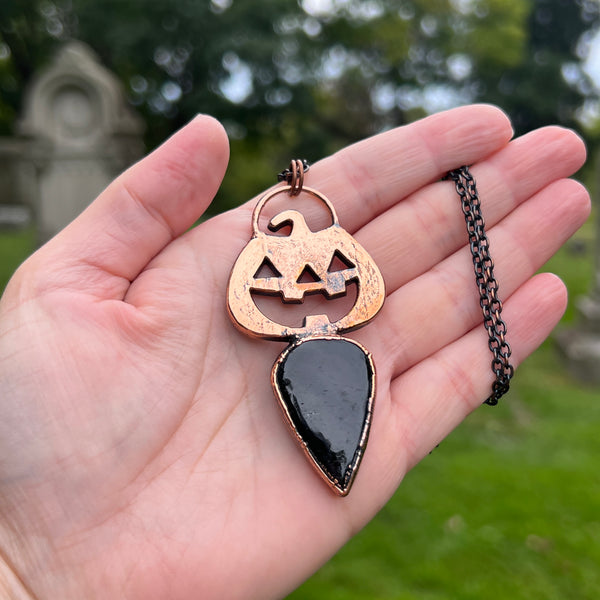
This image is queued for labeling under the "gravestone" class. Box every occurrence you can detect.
[557,201,600,383]
[0,137,33,228]
[0,41,144,244]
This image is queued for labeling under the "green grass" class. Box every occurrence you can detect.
[0,226,35,291]
[289,222,600,599]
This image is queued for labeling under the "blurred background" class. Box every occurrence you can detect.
[1,0,599,598]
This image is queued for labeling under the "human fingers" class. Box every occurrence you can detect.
[287,104,514,233]
[349,272,568,507]
[191,105,513,298]
[362,177,590,380]
[114,104,508,319]
[355,126,586,294]
[22,115,229,299]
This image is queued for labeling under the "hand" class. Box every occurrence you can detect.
[0,106,589,599]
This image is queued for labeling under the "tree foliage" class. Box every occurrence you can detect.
[1,0,598,212]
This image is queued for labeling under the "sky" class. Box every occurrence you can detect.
[584,29,600,85]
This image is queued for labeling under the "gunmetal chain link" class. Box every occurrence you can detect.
[445,166,514,406]
[277,159,310,183]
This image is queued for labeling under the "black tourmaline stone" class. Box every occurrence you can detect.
[274,337,374,494]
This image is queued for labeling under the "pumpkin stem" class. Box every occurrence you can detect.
[268,210,310,236]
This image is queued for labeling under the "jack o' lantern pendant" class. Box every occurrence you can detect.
[227,160,385,496]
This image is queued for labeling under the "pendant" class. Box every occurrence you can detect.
[227,160,385,495]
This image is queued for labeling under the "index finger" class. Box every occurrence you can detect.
[208,105,514,285]
[274,104,514,233]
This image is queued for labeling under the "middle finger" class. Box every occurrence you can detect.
[355,126,585,296]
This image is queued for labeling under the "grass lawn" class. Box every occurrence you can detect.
[0,226,35,291]
[0,213,598,600]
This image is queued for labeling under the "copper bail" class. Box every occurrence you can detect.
[289,159,305,196]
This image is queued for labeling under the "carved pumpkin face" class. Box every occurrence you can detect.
[227,187,385,340]
[250,210,358,302]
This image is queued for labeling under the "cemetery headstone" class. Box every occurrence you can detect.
[557,196,600,383]
[0,41,144,244]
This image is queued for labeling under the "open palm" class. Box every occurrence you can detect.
[0,106,589,599]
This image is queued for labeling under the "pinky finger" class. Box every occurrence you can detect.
[388,272,568,472]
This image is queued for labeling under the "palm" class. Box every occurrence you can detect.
[0,107,589,600]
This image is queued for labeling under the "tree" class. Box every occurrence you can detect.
[1,0,598,213]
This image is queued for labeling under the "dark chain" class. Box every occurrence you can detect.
[277,159,310,183]
[444,166,514,406]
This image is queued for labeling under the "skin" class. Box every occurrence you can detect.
[0,105,590,599]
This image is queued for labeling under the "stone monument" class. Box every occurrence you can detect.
[0,41,144,244]
[0,137,33,228]
[557,203,600,383]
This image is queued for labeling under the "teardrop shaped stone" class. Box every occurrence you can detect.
[273,337,374,495]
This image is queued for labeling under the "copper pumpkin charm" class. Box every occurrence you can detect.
[227,173,385,496]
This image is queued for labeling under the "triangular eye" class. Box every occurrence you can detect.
[254,257,282,279]
[328,250,355,272]
[296,264,322,284]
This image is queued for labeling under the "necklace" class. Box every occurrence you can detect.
[227,160,513,496]
[445,166,514,405]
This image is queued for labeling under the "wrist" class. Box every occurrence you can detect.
[0,516,100,600]
[0,516,60,600]
[0,554,34,600]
